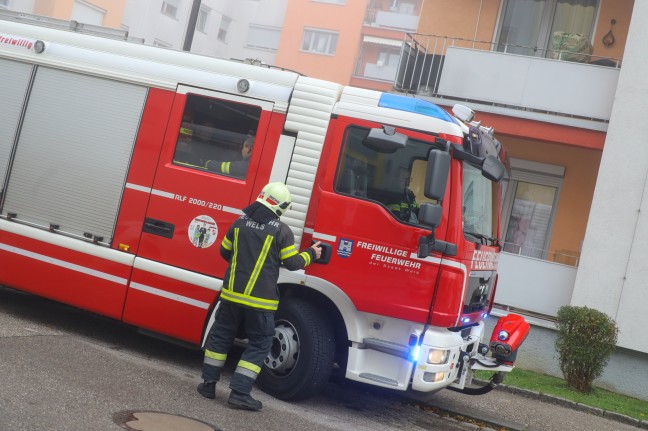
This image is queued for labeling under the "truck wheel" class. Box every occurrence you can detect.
[257,298,335,400]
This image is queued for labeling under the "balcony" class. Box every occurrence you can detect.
[496,250,577,319]
[362,62,399,81]
[494,243,579,319]
[363,0,423,33]
[395,34,622,129]
[364,8,419,32]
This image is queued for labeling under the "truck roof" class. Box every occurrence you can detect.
[0,19,300,111]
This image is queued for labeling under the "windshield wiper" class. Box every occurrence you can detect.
[464,231,498,246]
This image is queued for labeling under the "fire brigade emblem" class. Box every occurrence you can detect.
[337,238,354,258]
[188,215,218,249]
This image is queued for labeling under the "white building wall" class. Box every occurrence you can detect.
[195,0,287,63]
[2,0,35,12]
[121,0,286,65]
[121,0,186,48]
[572,0,648,353]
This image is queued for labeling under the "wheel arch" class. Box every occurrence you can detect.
[278,281,350,369]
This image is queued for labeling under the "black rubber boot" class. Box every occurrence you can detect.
[227,390,262,411]
[197,381,216,399]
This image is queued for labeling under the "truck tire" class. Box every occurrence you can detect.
[257,298,335,400]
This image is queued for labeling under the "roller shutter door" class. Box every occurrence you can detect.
[2,66,147,244]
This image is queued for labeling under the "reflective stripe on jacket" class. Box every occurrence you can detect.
[205,158,250,178]
[219,215,314,310]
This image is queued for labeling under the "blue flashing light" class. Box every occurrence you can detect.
[378,93,456,123]
[481,313,489,319]
[461,317,471,324]
[410,345,421,362]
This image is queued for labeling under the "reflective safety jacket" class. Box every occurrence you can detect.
[219,214,315,311]
[387,188,419,223]
[205,157,250,179]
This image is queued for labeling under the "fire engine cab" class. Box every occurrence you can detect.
[0,13,529,400]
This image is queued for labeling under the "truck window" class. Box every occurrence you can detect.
[462,162,498,240]
[334,126,437,225]
[172,94,261,179]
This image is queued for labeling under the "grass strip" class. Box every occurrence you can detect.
[476,368,648,421]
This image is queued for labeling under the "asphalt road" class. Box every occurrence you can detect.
[0,285,491,431]
[3,285,639,431]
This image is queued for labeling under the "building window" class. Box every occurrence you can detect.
[161,0,179,19]
[356,36,402,81]
[197,6,210,33]
[302,28,338,55]
[218,16,231,43]
[246,25,281,51]
[501,159,564,260]
[496,0,598,59]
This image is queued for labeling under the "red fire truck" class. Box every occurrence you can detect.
[0,15,529,400]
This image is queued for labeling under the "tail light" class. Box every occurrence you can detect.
[489,314,530,364]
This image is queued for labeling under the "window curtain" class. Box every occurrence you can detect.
[551,0,597,36]
[503,182,557,259]
[498,0,547,55]
[497,0,598,56]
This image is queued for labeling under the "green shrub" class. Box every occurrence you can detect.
[555,305,618,393]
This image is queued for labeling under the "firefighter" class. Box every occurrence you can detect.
[173,123,196,165]
[205,135,254,178]
[197,182,322,411]
[387,168,419,223]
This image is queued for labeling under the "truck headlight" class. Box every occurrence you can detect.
[423,372,446,382]
[427,349,449,364]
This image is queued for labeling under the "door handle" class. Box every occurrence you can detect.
[143,218,175,239]
[312,241,332,264]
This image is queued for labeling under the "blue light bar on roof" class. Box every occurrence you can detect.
[378,93,455,123]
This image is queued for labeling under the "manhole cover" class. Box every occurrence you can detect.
[115,411,220,431]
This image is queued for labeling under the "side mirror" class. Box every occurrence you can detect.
[481,155,505,182]
[419,153,457,258]
[424,150,450,200]
[418,202,443,229]
[417,204,457,258]
[452,144,506,183]
[364,126,408,153]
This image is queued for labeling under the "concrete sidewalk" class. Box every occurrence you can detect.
[416,382,648,431]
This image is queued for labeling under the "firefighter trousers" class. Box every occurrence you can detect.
[201,300,275,395]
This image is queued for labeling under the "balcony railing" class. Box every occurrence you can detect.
[395,33,622,123]
[361,62,399,81]
[363,8,420,32]
[497,249,577,318]
[502,242,580,267]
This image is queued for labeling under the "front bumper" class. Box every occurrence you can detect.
[411,322,486,392]
[345,314,528,394]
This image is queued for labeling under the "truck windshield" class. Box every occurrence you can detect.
[462,162,499,244]
[335,126,441,226]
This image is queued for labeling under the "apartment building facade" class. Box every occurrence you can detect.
[1,0,288,64]
[0,0,126,27]
[120,0,288,64]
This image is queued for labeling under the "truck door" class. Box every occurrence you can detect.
[307,119,450,324]
[123,86,278,343]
